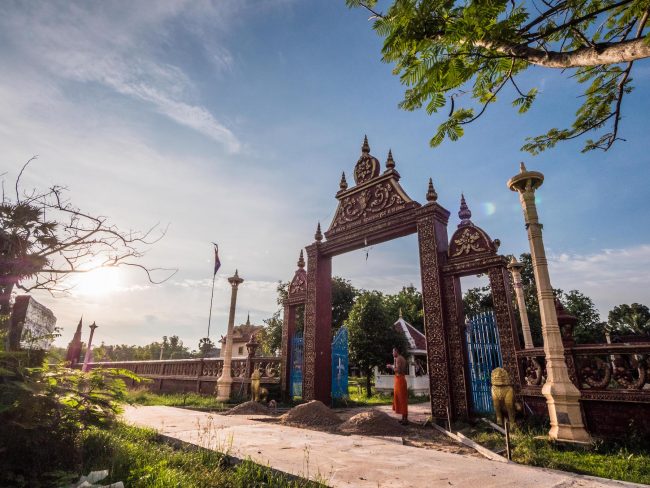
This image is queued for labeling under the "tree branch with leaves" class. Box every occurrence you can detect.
[347,0,650,153]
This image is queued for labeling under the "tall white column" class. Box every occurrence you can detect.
[216,270,244,401]
[508,256,535,349]
[508,164,590,443]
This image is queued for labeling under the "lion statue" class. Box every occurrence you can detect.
[250,369,268,403]
[491,367,516,426]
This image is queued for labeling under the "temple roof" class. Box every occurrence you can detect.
[219,314,264,344]
[393,316,427,354]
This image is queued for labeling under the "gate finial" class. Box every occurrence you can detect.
[362,135,370,153]
[315,222,323,242]
[339,171,348,191]
[458,194,472,227]
[297,249,305,269]
[386,149,395,170]
[426,178,438,202]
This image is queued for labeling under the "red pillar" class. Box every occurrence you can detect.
[304,244,332,404]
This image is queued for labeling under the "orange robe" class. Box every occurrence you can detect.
[393,373,408,416]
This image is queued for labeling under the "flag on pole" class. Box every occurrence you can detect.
[212,243,221,275]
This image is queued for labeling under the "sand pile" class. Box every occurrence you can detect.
[280,400,342,428]
[224,401,270,416]
[339,410,405,437]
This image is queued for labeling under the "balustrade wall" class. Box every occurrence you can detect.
[517,342,650,436]
[85,357,281,396]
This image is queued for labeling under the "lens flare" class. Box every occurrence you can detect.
[481,202,496,216]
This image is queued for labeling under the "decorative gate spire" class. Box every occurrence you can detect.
[339,171,348,191]
[315,222,323,241]
[297,249,305,269]
[362,134,370,153]
[458,194,472,227]
[426,178,438,202]
[386,149,395,170]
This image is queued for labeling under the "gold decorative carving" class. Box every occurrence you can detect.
[451,228,486,256]
[330,182,407,232]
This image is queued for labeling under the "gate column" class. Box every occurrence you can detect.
[488,265,522,394]
[416,188,452,420]
[304,226,332,404]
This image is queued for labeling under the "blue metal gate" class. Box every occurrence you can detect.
[290,333,303,398]
[465,311,502,414]
[331,326,348,399]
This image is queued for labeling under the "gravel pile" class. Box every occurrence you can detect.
[280,400,343,428]
[339,410,405,437]
[224,401,270,416]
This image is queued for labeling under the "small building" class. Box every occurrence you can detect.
[374,313,429,396]
[219,314,264,358]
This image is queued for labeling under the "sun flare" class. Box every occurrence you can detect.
[72,267,121,296]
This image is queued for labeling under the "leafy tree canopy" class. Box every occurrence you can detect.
[346,291,408,396]
[608,302,650,335]
[347,0,650,153]
[384,284,424,332]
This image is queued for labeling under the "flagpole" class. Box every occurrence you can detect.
[207,272,217,338]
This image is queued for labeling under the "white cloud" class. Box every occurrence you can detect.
[0,1,241,152]
[548,245,650,317]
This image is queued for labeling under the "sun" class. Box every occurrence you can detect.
[72,266,121,296]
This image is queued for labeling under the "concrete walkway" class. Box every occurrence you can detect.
[122,406,636,488]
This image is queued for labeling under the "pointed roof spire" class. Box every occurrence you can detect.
[399,307,403,319]
[458,194,472,227]
[426,178,438,202]
[339,171,348,191]
[386,149,395,170]
[73,316,83,341]
[361,135,370,153]
[315,222,323,242]
[297,249,305,269]
[246,313,251,326]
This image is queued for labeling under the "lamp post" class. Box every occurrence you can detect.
[507,256,535,349]
[507,163,590,443]
[216,269,244,401]
[81,322,98,372]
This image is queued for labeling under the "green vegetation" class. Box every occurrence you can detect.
[127,389,228,411]
[343,378,429,406]
[81,422,319,488]
[461,421,650,485]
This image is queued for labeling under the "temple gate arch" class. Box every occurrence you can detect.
[281,137,521,420]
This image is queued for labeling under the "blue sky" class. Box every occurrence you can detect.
[1,1,649,348]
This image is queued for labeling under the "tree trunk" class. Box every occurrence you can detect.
[365,369,372,398]
[0,280,15,350]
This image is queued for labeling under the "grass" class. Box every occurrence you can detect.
[340,379,430,406]
[126,389,228,411]
[460,419,650,485]
[80,422,322,487]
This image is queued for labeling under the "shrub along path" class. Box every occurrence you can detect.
[122,405,638,488]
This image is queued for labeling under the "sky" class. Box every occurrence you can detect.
[1,1,649,349]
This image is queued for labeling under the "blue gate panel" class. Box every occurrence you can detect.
[465,311,502,414]
[290,334,303,398]
[331,327,348,399]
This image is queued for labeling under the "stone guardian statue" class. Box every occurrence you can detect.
[491,367,516,426]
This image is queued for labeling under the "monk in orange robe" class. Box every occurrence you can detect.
[387,346,408,425]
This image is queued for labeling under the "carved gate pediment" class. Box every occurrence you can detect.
[326,138,419,238]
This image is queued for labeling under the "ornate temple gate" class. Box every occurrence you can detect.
[281,137,520,421]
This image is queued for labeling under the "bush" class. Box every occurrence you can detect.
[0,355,140,487]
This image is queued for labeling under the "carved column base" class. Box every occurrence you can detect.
[216,375,233,401]
[542,381,591,443]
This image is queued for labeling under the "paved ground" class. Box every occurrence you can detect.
[122,405,638,488]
